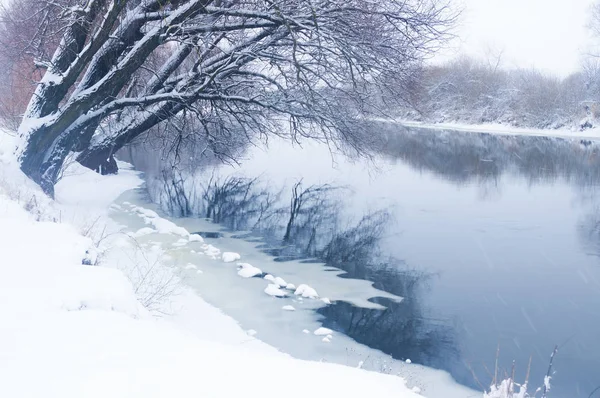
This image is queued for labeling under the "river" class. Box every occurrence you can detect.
[120,123,600,397]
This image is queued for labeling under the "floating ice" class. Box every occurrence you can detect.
[264,284,288,297]
[295,284,318,299]
[313,327,333,336]
[222,252,241,263]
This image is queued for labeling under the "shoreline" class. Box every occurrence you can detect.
[372,118,600,141]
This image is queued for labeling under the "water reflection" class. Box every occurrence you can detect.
[378,123,600,188]
[132,124,600,396]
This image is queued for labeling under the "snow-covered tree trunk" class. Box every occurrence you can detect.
[9,0,455,196]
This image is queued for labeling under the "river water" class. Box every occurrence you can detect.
[123,124,600,397]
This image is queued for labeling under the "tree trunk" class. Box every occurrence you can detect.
[77,146,119,175]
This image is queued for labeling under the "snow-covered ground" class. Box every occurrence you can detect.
[0,129,440,398]
[373,118,600,141]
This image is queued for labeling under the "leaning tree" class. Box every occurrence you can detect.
[8,0,455,195]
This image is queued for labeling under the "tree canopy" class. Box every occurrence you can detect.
[5,0,455,195]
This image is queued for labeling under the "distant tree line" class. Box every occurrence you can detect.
[384,56,600,130]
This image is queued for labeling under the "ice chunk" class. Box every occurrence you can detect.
[264,274,275,282]
[237,263,262,278]
[302,329,310,334]
[285,283,296,290]
[273,276,287,287]
[322,337,331,343]
[132,227,155,238]
[282,305,295,311]
[202,244,221,257]
[313,327,333,336]
[294,284,318,299]
[222,252,241,263]
[188,234,204,242]
[264,284,288,297]
[405,359,412,364]
[321,297,331,304]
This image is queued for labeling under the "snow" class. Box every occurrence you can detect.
[264,283,288,297]
[302,329,310,334]
[282,305,296,311]
[285,283,296,290]
[295,284,319,299]
[321,297,331,304]
[273,276,288,287]
[202,244,221,257]
[322,337,331,343]
[237,263,263,278]
[222,251,241,263]
[406,359,412,364]
[264,274,276,282]
[313,327,334,336]
[376,118,600,141]
[188,233,204,242]
[0,145,428,398]
[130,227,155,237]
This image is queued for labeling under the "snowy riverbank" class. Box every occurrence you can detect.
[0,130,439,398]
[373,118,600,141]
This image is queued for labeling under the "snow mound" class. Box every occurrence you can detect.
[285,283,296,290]
[172,238,189,247]
[273,276,288,287]
[322,337,331,343]
[131,227,155,238]
[302,329,310,334]
[264,274,276,282]
[237,263,262,278]
[321,297,331,304]
[282,305,296,311]
[264,284,288,297]
[222,252,241,263]
[202,244,221,257]
[188,234,204,242]
[314,327,333,336]
[294,284,319,299]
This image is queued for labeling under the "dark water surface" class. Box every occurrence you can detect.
[149,125,600,397]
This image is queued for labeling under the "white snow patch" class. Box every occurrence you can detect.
[264,284,288,297]
[314,327,333,336]
[131,227,155,238]
[302,329,310,334]
[237,263,262,278]
[285,283,296,290]
[273,276,287,287]
[295,284,319,299]
[222,252,241,263]
[202,244,221,257]
[405,359,412,364]
[321,297,331,304]
[264,274,276,282]
[172,238,189,247]
[322,337,331,343]
[188,234,204,242]
[185,264,197,270]
[282,305,296,311]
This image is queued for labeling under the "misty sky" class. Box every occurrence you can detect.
[436,0,597,76]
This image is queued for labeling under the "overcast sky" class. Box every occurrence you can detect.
[435,0,597,76]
